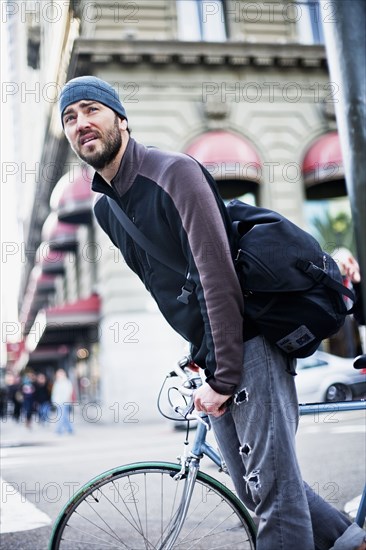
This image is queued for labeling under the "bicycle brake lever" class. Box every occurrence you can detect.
[175,403,210,430]
[186,412,210,430]
[174,402,194,418]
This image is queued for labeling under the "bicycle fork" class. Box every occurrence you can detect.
[159,458,200,550]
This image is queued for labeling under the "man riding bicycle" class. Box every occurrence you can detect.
[59,75,366,550]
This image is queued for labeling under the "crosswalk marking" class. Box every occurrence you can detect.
[302,425,365,434]
[0,478,51,534]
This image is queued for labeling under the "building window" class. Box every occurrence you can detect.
[297,0,324,44]
[176,0,227,42]
[27,28,41,69]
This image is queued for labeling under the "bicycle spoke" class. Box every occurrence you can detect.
[72,508,128,547]
[106,480,149,538]
[50,465,255,550]
[85,497,128,546]
[62,520,127,548]
[169,487,245,550]
[184,512,245,550]
[125,475,146,539]
[66,490,151,549]
[97,479,157,550]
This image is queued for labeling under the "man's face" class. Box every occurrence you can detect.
[62,100,124,170]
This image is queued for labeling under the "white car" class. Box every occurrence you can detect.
[295,350,366,404]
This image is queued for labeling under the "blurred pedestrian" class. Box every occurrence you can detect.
[34,373,52,424]
[335,247,364,326]
[7,374,23,422]
[0,383,8,419]
[21,371,36,428]
[51,369,74,435]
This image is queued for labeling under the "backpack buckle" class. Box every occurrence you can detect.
[177,279,195,304]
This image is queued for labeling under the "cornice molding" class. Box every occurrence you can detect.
[71,39,327,71]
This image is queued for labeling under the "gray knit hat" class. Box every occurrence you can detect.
[59,76,127,125]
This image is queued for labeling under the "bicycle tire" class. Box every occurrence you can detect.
[49,461,256,549]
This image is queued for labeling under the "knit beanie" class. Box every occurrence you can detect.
[59,76,127,125]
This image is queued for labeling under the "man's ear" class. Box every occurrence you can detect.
[120,118,128,131]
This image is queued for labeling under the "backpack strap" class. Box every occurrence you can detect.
[296,259,355,302]
[107,196,194,304]
[185,155,237,256]
[107,196,185,274]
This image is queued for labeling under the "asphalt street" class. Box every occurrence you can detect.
[0,406,365,549]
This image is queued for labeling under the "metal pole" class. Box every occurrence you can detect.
[320,0,366,324]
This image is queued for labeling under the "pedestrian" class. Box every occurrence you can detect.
[21,371,36,428]
[51,369,74,435]
[335,247,364,326]
[7,374,22,422]
[34,373,52,424]
[0,382,8,419]
[59,76,366,550]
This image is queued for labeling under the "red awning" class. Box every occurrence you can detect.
[14,344,70,371]
[27,345,70,366]
[302,132,344,185]
[19,267,56,326]
[42,213,78,252]
[6,341,25,364]
[45,294,101,322]
[37,243,66,275]
[26,294,101,350]
[51,168,94,224]
[185,131,261,183]
[36,274,56,294]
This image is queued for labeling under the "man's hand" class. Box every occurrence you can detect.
[194,383,231,418]
[335,247,361,283]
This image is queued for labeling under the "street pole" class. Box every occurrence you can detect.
[320,0,366,324]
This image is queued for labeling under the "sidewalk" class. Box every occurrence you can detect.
[0,409,180,452]
[1,417,61,449]
[0,408,207,469]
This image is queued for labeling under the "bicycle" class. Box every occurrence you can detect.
[49,355,366,549]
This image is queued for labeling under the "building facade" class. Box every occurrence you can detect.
[10,0,356,421]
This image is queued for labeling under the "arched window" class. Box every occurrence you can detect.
[185,131,261,203]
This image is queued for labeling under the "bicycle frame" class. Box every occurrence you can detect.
[190,415,222,467]
[49,363,365,550]
[185,399,366,528]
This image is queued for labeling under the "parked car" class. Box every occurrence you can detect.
[295,350,366,403]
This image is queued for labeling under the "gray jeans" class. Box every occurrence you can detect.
[210,335,351,550]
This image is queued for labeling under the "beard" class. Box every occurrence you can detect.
[74,116,122,171]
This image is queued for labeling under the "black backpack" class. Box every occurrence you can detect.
[227,199,355,357]
[107,175,355,359]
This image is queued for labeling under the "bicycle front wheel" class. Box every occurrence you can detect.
[50,461,256,549]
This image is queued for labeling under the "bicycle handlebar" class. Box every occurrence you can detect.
[169,357,210,428]
[168,355,366,427]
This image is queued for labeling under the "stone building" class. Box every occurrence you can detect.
[11,0,353,421]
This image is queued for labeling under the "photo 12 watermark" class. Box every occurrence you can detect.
[202,81,339,104]
[1,81,139,106]
[1,1,139,25]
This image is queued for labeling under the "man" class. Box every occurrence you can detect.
[59,76,365,550]
[51,369,74,435]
